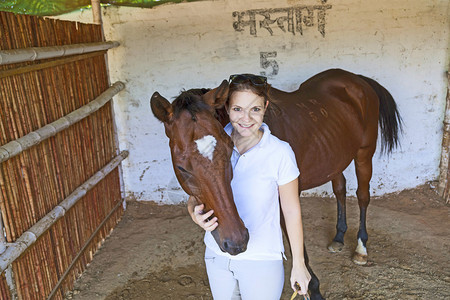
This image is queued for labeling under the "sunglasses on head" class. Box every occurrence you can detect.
[229,73,267,86]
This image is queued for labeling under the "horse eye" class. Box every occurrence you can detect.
[177,166,189,173]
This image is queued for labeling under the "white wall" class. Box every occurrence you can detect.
[57,0,449,203]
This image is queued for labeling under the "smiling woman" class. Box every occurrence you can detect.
[227,93,268,154]
[184,74,315,300]
[226,74,270,153]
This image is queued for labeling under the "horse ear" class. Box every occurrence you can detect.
[150,92,173,123]
[203,80,229,109]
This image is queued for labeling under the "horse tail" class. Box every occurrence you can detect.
[358,75,403,154]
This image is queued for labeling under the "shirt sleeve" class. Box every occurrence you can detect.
[277,142,300,186]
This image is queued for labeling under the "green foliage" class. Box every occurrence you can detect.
[0,0,205,16]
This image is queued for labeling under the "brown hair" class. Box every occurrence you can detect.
[227,76,272,106]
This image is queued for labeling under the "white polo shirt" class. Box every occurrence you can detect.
[204,123,300,260]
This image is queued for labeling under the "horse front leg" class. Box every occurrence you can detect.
[328,173,347,253]
[304,245,325,300]
[280,211,324,299]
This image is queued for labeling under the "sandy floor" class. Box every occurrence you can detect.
[66,184,450,300]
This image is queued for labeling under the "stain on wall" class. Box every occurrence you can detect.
[260,51,279,76]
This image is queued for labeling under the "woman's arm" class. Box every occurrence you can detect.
[187,196,218,231]
[279,178,311,296]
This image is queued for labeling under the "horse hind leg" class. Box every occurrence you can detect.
[328,173,347,253]
[352,146,375,265]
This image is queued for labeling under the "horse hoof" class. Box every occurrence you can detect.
[352,252,368,265]
[327,241,344,253]
[310,293,326,300]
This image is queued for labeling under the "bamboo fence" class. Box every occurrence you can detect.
[0,11,126,299]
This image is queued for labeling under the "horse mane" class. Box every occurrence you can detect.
[172,88,231,126]
[172,88,211,119]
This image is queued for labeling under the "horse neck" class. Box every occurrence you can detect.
[268,86,300,105]
[264,86,310,136]
[266,86,300,119]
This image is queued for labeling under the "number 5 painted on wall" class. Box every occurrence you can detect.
[260,51,279,77]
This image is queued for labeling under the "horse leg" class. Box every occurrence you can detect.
[352,147,375,265]
[304,245,325,300]
[280,210,325,299]
[328,173,347,253]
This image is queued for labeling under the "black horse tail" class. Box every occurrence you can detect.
[358,75,403,154]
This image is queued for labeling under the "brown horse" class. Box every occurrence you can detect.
[151,68,401,299]
[151,87,250,256]
[254,69,402,265]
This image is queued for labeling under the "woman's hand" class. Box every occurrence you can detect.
[187,196,218,231]
[290,262,311,297]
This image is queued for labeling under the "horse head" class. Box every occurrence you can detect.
[150,80,249,255]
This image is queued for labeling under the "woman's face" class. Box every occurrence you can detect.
[228,90,267,138]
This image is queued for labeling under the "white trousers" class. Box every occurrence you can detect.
[204,247,284,300]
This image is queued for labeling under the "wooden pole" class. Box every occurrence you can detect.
[0,51,105,79]
[5,265,17,300]
[0,150,129,273]
[0,210,7,254]
[91,0,102,25]
[439,69,450,203]
[0,81,125,164]
[0,41,119,65]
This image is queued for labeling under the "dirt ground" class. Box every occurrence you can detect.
[66,184,450,300]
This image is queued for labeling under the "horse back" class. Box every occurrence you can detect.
[265,69,380,190]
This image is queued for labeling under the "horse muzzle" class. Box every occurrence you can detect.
[212,227,249,256]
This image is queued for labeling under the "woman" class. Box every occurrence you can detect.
[187,73,311,299]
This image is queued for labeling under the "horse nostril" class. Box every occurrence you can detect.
[221,236,248,255]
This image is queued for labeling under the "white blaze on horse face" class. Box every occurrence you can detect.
[195,135,217,161]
